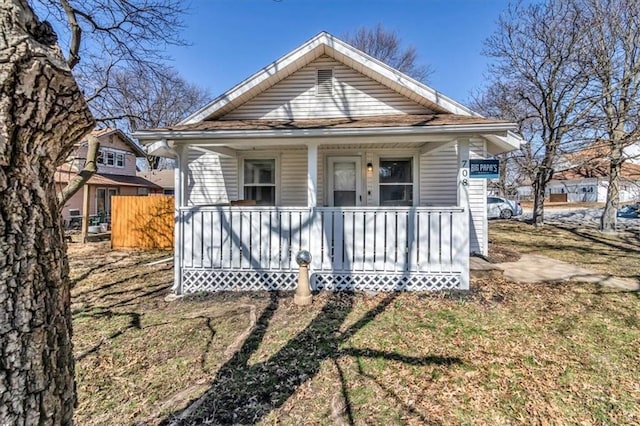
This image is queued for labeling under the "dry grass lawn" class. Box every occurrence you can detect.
[70,229,640,425]
[490,221,640,281]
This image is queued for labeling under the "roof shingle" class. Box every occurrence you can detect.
[149,114,508,132]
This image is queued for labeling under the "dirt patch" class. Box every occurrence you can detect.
[487,242,521,263]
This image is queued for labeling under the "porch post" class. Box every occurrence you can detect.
[457,138,470,289]
[173,144,187,295]
[307,142,318,207]
[306,142,321,277]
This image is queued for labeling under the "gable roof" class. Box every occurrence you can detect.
[553,158,640,180]
[181,32,478,124]
[89,128,146,158]
[55,170,162,189]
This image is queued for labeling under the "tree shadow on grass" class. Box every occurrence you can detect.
[549,223,640,254]
[162,292,462,425]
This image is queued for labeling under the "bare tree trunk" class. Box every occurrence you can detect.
[600,145,622,233]
[498,153,507,197]
[532,170,546,227]
[0,1,94,424]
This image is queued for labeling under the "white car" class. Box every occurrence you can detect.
[487,196,523,219]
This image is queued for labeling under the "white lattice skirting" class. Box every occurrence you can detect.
[181,268,462,293]
[313,272,461,291]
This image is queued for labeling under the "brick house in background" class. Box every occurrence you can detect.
[56,128,161,226]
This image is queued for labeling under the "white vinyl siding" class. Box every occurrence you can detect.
[416,140,486,255]
[468,139,487,255]
[280,149,308,206]
[186,148,308,207]
[223,55,433,120]
[186,148,238,205]
[419,145,458,206]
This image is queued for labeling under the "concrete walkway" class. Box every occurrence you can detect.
[489,253,640,291]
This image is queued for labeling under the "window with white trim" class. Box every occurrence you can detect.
[97,148,126,168]
[243,159,276,205]
[379,158,413,206]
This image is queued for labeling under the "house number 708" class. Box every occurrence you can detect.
[461,160,468,185]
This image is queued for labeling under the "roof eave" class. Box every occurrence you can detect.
[135,123,520,144]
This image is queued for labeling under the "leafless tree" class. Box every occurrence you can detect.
[91,63,210,169]
[577,0,640,232]
[344,23,433,82]
[471,82,538,198]
[483,0,592,226]
[1,1,188,423]
[34,0,187,202]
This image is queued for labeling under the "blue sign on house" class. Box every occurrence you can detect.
[469,159,500,179]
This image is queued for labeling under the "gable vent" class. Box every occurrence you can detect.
[316,69,333,96]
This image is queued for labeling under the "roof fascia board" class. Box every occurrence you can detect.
[135,123,517,143]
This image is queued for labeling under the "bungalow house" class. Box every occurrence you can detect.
[134,32,522,294]
[56,128,162,226]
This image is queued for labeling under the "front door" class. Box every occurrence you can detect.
[327,156,362,206]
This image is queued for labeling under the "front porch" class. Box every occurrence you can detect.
[179,205,469,293]
[165,132,484,294]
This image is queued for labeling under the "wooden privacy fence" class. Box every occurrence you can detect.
[111,195,174,249]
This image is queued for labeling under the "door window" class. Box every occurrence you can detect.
[333,161,357,206]
[328,157,361,206]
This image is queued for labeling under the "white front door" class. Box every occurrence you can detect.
[327,156,362,206]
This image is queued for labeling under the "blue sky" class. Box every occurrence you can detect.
[166,0,510,105]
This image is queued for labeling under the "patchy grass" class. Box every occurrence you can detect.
[70,240,640,425]
[490,221,640,280]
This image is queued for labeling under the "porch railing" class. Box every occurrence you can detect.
[179,206,469,291]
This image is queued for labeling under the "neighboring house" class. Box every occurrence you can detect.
[516,141,640,203]
[134,32,522,294]
[546,142,640,203]
[56,128,162,226]
[136,169,175,195]
[548,162,640,203]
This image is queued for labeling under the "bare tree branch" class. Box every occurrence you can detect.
[57,134,99,204]
[344,23,433,83]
